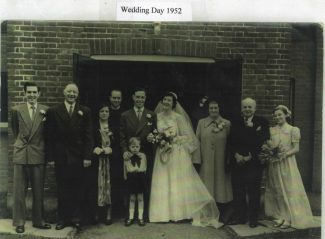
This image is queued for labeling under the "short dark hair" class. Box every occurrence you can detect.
[97,103,110,113]
[23,81,40,92]
[208,98,219,107]
[162,91,177,109]
[110,89,122,97]
[133,87,146,95]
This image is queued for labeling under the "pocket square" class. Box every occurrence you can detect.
[256,126,261,131]
[147,122,153,126]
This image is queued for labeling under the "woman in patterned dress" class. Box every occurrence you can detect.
[264,105,314,229]
[93,104,114,225]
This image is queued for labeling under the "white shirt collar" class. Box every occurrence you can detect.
[64,101,76,111]
[134,106,144,113]
[245,115,254,122]
[27,102,37,110]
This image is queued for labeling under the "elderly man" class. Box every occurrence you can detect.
[11,82,51,233]
[229,98,270,228]
[46,83,93,232]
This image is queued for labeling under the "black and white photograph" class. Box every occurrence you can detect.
[0,1,323,239]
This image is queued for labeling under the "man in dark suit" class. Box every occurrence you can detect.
[120,87,156,223]
[108,89,125,218]
[11,82,51,233]
[46,83,93,232]
[229,98,270,228]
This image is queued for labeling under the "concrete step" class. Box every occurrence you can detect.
[0,217,321,239]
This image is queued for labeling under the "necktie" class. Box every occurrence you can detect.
[69,105,73,117]
[137,109,142,121]
[31,105,36,120]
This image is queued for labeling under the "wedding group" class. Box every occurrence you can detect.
[11,81,315,234]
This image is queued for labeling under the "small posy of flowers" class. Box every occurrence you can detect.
[78,110,83,116]
[212,121,226,133]
[245,121,254,127]
[149,127,175,154]
[146,113,153,125]
[258,140,286,164]
[99,127,113,147]
[40,109,46,121]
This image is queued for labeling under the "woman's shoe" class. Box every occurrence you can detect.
[125,219,134,227]
[279,221,291,229]
[105,219,113,225]
[273,219,285,227]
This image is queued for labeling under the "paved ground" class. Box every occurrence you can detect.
[0,217,321,239]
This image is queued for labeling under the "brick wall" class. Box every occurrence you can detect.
[3,21,321,207]
[290,25,316,189]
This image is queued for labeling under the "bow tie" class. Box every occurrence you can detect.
[130,154,141,167]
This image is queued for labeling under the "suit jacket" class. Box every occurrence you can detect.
[229,115,270,168]
[46,103,93,165]
[120,108,156,154]
[11,104,48,165]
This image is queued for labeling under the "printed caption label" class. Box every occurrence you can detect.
[116,1,192,21]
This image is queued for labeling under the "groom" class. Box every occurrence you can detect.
[120,87,156,222]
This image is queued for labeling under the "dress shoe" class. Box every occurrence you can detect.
[273,219,285,227]
[15,225,25,233]
[104,219,113,225]
[73,222,82,233]
[55,222,68,230]
[33,223,51,229]
[227,219,247,225]
[249,221,258,228]
[138,219,146,226]
[279,221,291,229]
[124,218,134,226]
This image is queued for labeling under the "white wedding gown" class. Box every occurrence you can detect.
[149,111,222,229]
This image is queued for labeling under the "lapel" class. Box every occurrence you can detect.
[128,108,140,129]
[136,108,150,135]
[29,105,45,139]
[70,104,82,125]
[20,104,33,130]
[56,103,71,124]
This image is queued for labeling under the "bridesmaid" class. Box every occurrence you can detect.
[264,105,314,229]
[196,100,233,222]
[92,103,114,225]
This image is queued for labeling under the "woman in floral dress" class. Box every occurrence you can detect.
[264,105,314,229]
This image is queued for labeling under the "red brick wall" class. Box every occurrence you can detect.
[4,21,316,200]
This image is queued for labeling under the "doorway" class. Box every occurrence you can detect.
[73,54,242,124]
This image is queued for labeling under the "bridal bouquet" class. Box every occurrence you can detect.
[150,127,175,154]
[258,140,286,164]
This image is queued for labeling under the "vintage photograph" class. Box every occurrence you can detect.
[0,20,323,239]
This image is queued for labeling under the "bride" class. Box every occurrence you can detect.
[148,92,222,229]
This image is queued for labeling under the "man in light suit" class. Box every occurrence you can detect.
[120,87,156,224]
[46,83,93,232]
[11,82,51,233]
[228,98,270,228]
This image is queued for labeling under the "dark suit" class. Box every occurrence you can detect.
[46,103,93,224]
[11,103,48,226]
[120,108,156,220]
[109,107,125,218]
[229,115,269,223]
